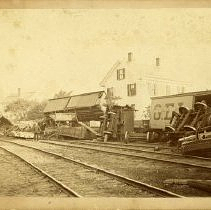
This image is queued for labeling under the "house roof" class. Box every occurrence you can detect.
[44,91,105,113]
[43,97,70,113]
[99,53,191,87]
[66,91,104,109]
[99,61,121,87]
[151,89,211,100]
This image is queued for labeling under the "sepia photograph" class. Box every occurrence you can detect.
[0,0,211,209]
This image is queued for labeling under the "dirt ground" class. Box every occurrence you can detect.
[0,147,67,197]
[10,138,211,197]
[0,142,155,197]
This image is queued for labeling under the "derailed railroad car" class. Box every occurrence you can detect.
[147,90,211,146]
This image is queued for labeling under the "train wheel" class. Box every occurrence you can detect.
[147,131,161,142]
[146,131,150,142]
[147,131,154,142]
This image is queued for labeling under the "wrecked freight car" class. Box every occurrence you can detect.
[148,90,211,155]
[43,91,106,139]
[0,115,13,135]
[43,91,135,142]
[99,105,135,142]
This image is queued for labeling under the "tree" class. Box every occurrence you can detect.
[54,90,72,99]
[141,105,151,120]
[26,101,47,120]
[104,90,121,109]
[4,99,47,121]
[5,99,31,120]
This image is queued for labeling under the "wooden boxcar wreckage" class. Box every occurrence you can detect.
[99,105,134,142]
[43,91,105,139]
[0,116,13,135]
[148,90,211,155]
[43,91,135,142]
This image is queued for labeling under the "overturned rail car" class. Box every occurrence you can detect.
[43,91,106,139]
[148,90,211,143]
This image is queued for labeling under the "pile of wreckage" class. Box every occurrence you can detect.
[0,114,39,139]
[43,91,135,142]
[166,100,211,155]
[8,121,35,139]
[0,115,13,136]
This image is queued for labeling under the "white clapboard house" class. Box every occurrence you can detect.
[100,52,190,124]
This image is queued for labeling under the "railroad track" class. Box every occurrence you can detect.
[0,146,72,197]
[0,139,183,197]
[39,139,211,170]
[72,140,172,150]
[0,146,81,197]
[74,140,211,161]
[66,140,211,160]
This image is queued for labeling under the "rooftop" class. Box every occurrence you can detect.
[44,91,105,113]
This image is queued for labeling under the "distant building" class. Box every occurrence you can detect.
[0,88,46,122]
[2,88,45,104]
[100,52,191,121]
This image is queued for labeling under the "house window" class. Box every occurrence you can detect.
[107,87,114,97]
[156,57,160,67]
[127,83,136,96]
[166,85,171,95]
[117,68,125,80]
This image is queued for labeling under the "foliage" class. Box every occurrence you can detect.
[5,99,30,113]
[26,101,47,120]
[104,92,121,109]
[5,99,31,120]
[4,99,47,121]
[142,105,151,120]
[54,90,72,99]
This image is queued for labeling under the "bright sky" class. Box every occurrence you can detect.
[1,8,211,99]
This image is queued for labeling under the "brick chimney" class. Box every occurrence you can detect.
[128,52,133,62]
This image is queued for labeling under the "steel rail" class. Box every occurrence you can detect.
[89,141,211,161]
[58,140,171,152]
[64,140,211,161]
[0,140,183,198]
[38,140,211,171]
[66,139,171,150]
[0,146,81,198]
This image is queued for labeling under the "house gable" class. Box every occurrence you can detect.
[99,52,192,120]
[100,60,140,89]
[99,61,121,87]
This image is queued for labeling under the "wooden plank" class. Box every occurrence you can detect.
[77,121,99,136]
[164,179,211,185]
[188,180,211,193]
